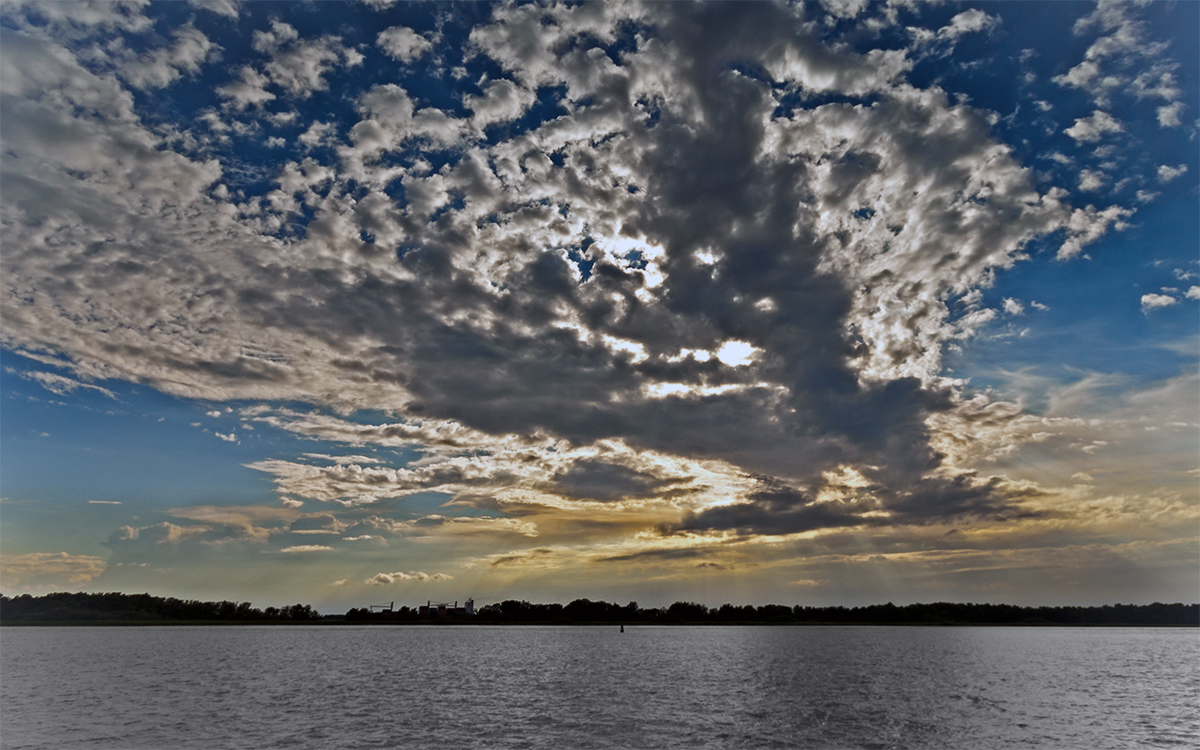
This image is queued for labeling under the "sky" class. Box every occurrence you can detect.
[1,0,1197,612]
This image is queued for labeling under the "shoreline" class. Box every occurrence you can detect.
[4,620,1198,628]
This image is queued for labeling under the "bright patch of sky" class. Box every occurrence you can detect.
[1,0,1196,610]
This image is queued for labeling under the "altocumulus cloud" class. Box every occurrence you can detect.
[0,0,1195,596]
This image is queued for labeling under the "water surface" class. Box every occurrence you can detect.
[2,626,1196,749]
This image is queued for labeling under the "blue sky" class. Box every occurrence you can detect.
[1,0,1196,610]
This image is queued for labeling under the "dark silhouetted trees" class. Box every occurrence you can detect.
[0,592,323,623]
[3,593,1196,626]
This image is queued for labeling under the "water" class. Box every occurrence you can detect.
[1,626,1196,749]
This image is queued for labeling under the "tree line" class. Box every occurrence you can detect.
[0,592,322,623]
[4,593,1196,625]
[347,599,1199,625]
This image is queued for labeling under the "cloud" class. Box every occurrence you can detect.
[18,371,116,399]
[251,21,362,99]
[1064,111,1124,143]
[937,10,998,42]
[279,544,333,553]
[366,571,452,585]
[1156,102,1184,128]
[1141,293,1178,313]
[1077,169,1106,192]
[0,551,107,590]
[1002,299,1025,316]
[189,0,240,19]
[1054,2,1180,111]
[464,78,536,128]
[118,22,218,91]
[1157,164,1188,183]
[288,514,347,535]
[1187,287,1200,301]
[377,26,431,63]
[0,1,1181,548]
[216,66,275,109]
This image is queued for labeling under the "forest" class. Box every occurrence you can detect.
[2,592,1196,625]
[0,592,322,624]
[349,599,1199,625]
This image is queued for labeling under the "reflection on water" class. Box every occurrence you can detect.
[2,625,1197,749]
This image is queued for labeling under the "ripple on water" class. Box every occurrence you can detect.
[1,625,1197,750]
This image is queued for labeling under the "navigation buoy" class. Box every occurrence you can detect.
[620,623,624,633]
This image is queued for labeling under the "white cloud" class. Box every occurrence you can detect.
[19,371,117,399]
[119,23,217,91]
[1064,111,1123,143]
[937,10,998,41]
[1077,169,1106,192]
[279,544,333,553]
[1002,298,1025,316]
[1156,102,1184,128]
[1157,164,1188,183]
[465,78,536,128]
[298,120,338,149]
[189,0,240,19]
[377,26,432,63]
[1186,287,1200,301]
[1140,293,1178,313]
[1056,203,1132,261]
[252,21,362,99]
[216,66,275,110]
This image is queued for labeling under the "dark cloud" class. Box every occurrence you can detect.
[543,460,681,503]
[667,473,1043,538]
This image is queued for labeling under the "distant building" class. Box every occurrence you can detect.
[417,599,475,617]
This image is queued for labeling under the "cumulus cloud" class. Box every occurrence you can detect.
[937,9,998,41]
[1156,102,1184,128]
[465,78,536,128]
[1157,164,1188,183]
[222,20,364,104]
[118,22,218,90]
[216,65,276,109]
[1054,2,1181,113]
[1141,293,1178,313]
[377,26,431,63]
[1064,111,1124,143]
